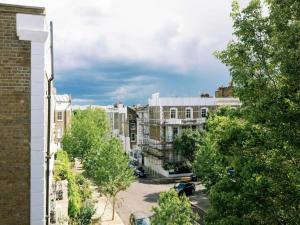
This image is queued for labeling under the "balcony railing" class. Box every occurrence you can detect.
[162,118,206,125]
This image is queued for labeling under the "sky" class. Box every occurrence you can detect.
[1,0,250,105]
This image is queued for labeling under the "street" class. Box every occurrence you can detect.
[116,179,173,225]
[115,178,209,225]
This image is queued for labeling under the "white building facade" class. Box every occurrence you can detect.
[140,92,241,177]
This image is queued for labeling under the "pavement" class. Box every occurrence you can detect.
[74,159,125,225]
[91,185,124,225]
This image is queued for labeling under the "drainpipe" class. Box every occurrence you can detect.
[46,21,54,225]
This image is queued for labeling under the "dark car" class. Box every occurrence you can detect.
[129,211,153,225]
[129,160,139,169]
[134,168,147,178]
[190,174,198,182]
[174,182,195,196]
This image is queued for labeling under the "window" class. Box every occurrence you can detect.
[130,123,136,130]
[57,111,63,121]
[166,126,173,142]
[131,133,136,142]
[201,108,208,118]
[170,108,177,119]
[173,127,178,137]
[57,128,63,139]
[185,108,192,119]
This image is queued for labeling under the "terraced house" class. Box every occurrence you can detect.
[142,92,241,177]
[0,4,57,225]
[54,93,72,149]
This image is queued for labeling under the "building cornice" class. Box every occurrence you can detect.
[16,14,48,42]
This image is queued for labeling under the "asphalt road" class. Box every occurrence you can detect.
[116,179,174,225]
[115,178,209,225]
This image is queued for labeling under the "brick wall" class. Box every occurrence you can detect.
[0,4,44,225]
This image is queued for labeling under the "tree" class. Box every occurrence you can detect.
[54,151,94,222]
[62,109,110,160]
[194,0,300,224]
[174,129,203,163]
[151,189,198,225]
[84,137,134,220]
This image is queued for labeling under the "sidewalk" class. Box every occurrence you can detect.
[74,159,124,225]
[91,185,125,225]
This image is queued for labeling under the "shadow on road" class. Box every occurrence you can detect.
[143,192,160,203]
[189,190,210,212]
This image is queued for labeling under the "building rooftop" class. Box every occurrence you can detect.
[0,3,45,15]
[55,94,71,103]
[149,92,240,107]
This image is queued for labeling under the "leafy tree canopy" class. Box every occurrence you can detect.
[194,0,300,224]
[84,137,134,220]
[174,128,203,163]
[151,189,198,225]
[62,109,110,160]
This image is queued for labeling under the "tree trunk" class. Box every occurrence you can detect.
[112,197,115,220]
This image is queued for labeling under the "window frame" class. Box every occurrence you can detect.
[185,107,193,119]
[170,108,178,119]
[130,133,136,142]
[57,111,63,121]
[173,127,179,138]
[201,107,208,118]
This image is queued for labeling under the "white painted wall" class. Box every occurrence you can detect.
[17,13,49,225]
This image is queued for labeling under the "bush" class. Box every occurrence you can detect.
[54,150,70,181]
[77,201,95,225]
[76,174,92,202]
[54,150,95,221]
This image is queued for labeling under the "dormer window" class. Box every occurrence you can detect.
[170,108,177,119]
[185,107,193,119]
[201,108,208,118]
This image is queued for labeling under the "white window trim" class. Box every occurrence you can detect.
[201,107,208,118]
[185,107,193,119]
[170,107,178,119]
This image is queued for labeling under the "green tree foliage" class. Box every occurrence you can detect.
[54,151,95,221]
[194,1,300,224]
[84,137,134,220]
[174,128,203,163]
[61,108,134,221]
[151,189,198,225]
[62,109,110,160]
[75,202,96,225]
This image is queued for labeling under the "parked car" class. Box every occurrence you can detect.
[134,168,147,178]
[174,182,195,196]
[190,174,198,182]
[129,211,153,225]
[129,160,139,169]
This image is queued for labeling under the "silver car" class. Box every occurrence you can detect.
[129,211,153,225]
